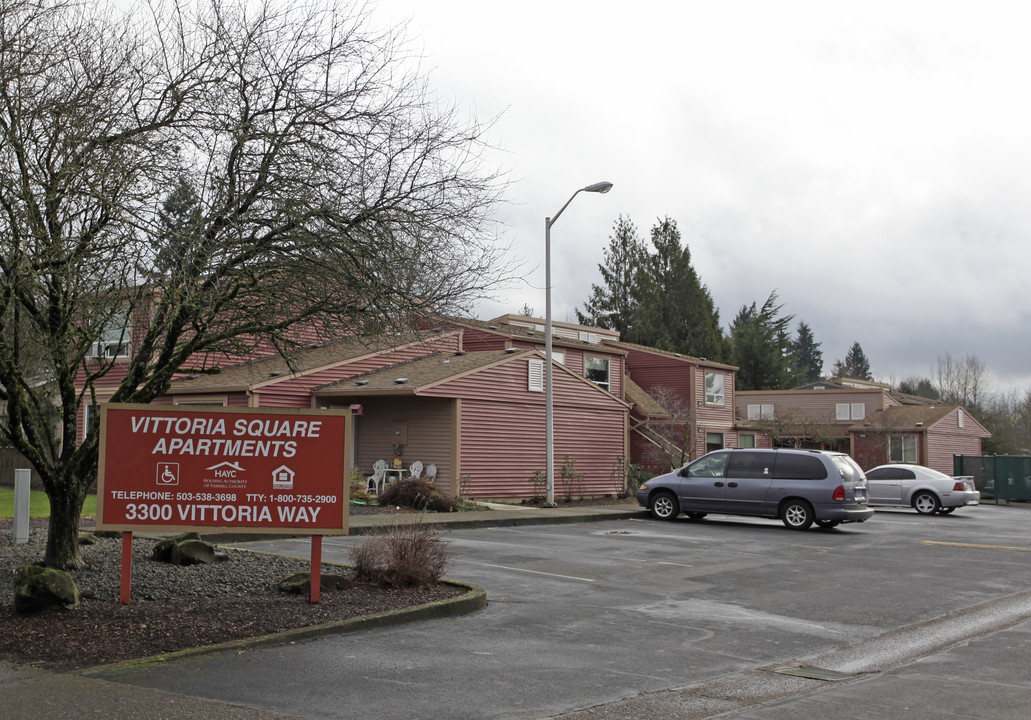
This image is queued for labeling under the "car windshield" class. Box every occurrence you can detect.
[832,455,865,483]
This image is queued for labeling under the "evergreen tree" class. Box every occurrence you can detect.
[576,215,646,334]
[629,217,724,359]
[832,342,873,380]
[728,291,795,390]
[788,321,823,385]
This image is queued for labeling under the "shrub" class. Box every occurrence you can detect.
[527,469,546,502]
[559,455,585,501]
[349,524,451,588]
[378,479,458,512]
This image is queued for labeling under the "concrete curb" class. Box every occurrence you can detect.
[78,578,487,676]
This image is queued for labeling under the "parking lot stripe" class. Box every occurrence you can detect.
[922,540,1031,552]
[453,559,596,582]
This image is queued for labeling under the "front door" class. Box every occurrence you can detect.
[679,452,730,512]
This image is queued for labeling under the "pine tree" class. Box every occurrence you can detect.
[788,321,823,385]
[728,291,794,390]
[832,342,873,380]
[629,217,724,359]
[576,215,645,334]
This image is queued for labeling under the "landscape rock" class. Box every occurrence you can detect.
[13,565,80,614]
[170,538,216,566]
[278,572,354,594]
[152,532,204,563]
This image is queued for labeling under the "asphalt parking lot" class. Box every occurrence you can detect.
[89,504,1031,719]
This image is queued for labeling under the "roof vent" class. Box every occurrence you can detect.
[487,325,498,330]
[356,380,369,386]
[268,371,283,377]
[394,377,408,384]
[505,347,518,353]
[454,350,466,356]
[915,422,924,427]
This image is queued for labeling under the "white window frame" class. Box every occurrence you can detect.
[705,372,725,405]
[957,409,965,428]
[585,355,610,391]
[889,435,918,463]
[836,403,866,421]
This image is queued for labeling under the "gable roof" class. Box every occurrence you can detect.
[604,339,738,371]
[315,349,527,395]
[166,331,459,394]
[850,404,991,437]
[449,316,628,355]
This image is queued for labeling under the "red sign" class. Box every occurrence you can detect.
[97,405,350,534]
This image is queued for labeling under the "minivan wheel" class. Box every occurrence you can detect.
[913,491,940,515]
[650,491,680,521]
[781,499,815,530]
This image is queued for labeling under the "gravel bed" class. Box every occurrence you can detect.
[1,519,464,671]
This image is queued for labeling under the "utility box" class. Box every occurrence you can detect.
[13,468,30,544]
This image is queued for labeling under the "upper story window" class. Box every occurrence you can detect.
[835,403,866,421]
[585,356,610,391]
[747,403,774,420]
[705,372,725,405]
[92,309,131,358]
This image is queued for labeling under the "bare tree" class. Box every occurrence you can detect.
[933,354,991,408]
[643,386,695,470]
[0,0,509,568]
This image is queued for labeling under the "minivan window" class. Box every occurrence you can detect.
[726,451,773,479]
[773,453,827,480]
[686,452,729,478]
[831,455,865,483]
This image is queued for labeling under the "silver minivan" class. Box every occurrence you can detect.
[636,448,874,530]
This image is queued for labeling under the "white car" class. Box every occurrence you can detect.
[865,464,980,515]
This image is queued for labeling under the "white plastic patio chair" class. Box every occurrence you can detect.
[409,460,424,481]
[367,459,388,494]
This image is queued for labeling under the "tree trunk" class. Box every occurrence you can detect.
[44,482,87,569]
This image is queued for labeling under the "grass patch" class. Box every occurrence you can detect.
[0,489,97,519]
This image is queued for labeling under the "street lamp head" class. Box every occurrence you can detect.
[584,181,614,194]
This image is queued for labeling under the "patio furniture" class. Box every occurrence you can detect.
[367,459,388,494]
[425,464,437,484]
[409,460,424,480]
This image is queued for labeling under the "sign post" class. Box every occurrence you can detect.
[97,405,351,604]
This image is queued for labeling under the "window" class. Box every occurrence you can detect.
[835,403,866,421]
[528,359,544,392]
[739,433,756,448]
[705,372,725,405]
[552,350,565,365]
[747,403,774,420]
[84,403,100,436]
[92,309,131,358]
[687,452,729,478]
[727,451,773,478]
[773,454,828,480]
[706,432,724,452]
[585,356,610,391]
[957,409,965,428]
[889,435,918,463]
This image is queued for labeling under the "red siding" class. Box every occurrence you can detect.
[421,358,628,498]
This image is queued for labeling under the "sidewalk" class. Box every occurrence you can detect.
[0,502,644,720]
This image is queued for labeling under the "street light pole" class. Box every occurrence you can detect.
[544,181,613,507]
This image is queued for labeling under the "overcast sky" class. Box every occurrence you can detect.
[378,0,1031,393]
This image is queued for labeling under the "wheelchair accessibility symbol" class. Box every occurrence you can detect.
[156,462,180,486]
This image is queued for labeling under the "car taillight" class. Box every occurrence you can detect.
[953,482,966,491]
[833,485,846,502]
